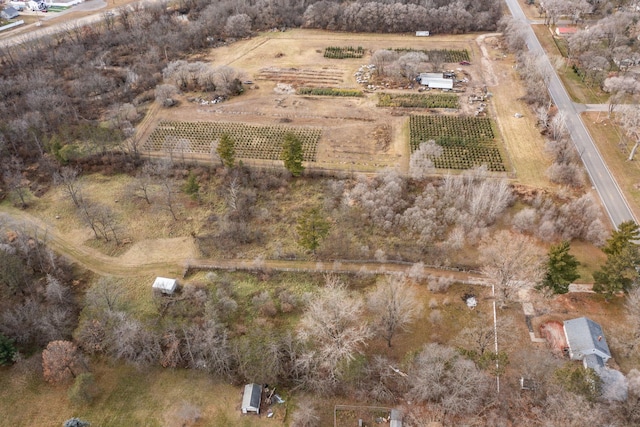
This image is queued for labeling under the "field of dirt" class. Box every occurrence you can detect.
[137,29,536,173]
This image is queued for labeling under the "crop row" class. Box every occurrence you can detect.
[390,48,470,63]
[410,115,504,171]
[146,121,320,161]
[324,46,366,59]
[377,93,458,108]
[298,87,364,97]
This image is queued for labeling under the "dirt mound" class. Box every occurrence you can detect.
[540,321,567,355]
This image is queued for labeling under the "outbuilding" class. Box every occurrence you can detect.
[390,409,403,427]
[241,383,262,414]
[152,277,178,295]
[1,6,20,19]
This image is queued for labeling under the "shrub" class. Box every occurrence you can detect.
[68,373,100,405]
[0,334,16,366]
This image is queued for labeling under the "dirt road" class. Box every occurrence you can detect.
[0,205,485,283]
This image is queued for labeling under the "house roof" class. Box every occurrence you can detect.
[564,317,611,361]
[152,277,177,292]
[242,383,262,413]
[556,27,578,35]
[2,6,19,17]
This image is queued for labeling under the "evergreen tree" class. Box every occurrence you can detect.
[183,172,200,199]
[281,132,305,177]
[541,241,580,294]
[217,133,235,168]
[0,334,16,366]
[593,220,640,298]
[296,208,330,254]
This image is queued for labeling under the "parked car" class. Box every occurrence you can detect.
[459,61,471,65]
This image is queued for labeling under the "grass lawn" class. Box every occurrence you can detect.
[582,112,640,220]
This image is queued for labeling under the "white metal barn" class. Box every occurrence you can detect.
[152,277,178,295]
[242,383,262,414]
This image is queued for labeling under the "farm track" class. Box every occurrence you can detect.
[0,205,484,283]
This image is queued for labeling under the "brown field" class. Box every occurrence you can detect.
[137,29,549,180]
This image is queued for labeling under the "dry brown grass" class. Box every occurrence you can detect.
[582,112,640,220]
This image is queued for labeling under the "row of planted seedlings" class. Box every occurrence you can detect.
[409,115,505,172]
[377,93,459,108]
[147,121,320,161]
[390,48,470,63]
[297,87,364,97]
[324,46,366,59]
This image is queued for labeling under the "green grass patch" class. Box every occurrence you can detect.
[297,87,363,97]
[409,115,505,172]
[389,48,470,63]
[324,46,366,59]
[377,92,458,108]
[146,121,321,162]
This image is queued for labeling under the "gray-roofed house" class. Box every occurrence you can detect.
[563,317,611,371]
[241,383,262,414]
[1,6,20,19]
[152,277,178,295]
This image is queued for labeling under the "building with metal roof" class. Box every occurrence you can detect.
[241,383,262,414]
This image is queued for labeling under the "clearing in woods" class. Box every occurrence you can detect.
[138,29,548,180]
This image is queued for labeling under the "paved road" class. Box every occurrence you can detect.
[504,0,636,228]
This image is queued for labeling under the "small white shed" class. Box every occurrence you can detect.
[242,383,262,414]
[427,78,453,90]
[152,277,178,295]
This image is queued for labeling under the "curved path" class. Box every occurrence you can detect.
[0,205,485,283]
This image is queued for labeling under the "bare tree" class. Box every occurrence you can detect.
[109,312,161,367]
[407,343,490,416]
[297,275,370,383]
[291,401,320,427]
[603,76,640,118]
[368,275,422,347]
[42,340,87,384]
[479,230,546,308]
[225,14,252,38]
[54,166,83,208]
[618,104,640,161]
[409,140,442,179]
[3,156,29,208]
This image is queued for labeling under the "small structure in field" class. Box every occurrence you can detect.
[555,27,578,37]
[242,383,262,414]
[418,73,454,90]
[390,409,403,427]
[563,317,611,370]
[415,31,430,37]
[152,277,178,295]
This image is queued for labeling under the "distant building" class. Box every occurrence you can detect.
[563,317,611,371]
[152,277,178,295]
[418,73,454,90]
[415,31,430,37]
[241,383,262,414]
[555,27,578,37]
[1,6,19,19]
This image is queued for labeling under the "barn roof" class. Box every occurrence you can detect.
[564,317,611,362]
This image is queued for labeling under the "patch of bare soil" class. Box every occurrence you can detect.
[540,320,567,355]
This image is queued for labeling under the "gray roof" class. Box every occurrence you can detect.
[564,317,611,362]
[583,353,604,371]
[1,6,19,18]
[242,383,261,413]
